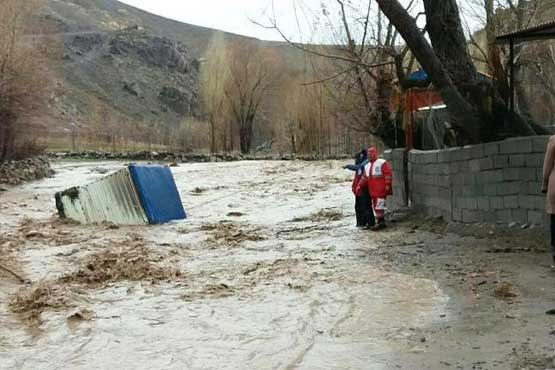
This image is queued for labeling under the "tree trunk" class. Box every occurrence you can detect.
[209,117,216,153]
[423,0,478,84]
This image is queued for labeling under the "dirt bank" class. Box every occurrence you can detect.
[1,160,554,370]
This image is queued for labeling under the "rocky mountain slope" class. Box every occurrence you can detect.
[36,0,303,140]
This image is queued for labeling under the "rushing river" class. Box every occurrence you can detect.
[0,160,449,370]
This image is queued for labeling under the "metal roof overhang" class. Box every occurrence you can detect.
[496,20,555,44]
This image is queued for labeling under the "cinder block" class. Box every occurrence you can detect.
[464,174,476,185]
[532,136,550,153]
[449,149,463,162]
[532,195,546,210]
[438,163,450,176]
[455,197,465,209]
[462,209,482,223]
[452,208,463,222]
[482,211,497,222]
[528,182,543,195]
[477,197,490,210]
[490,196,504,209]
[437,150,451,163]
[493,155,509,169]
[466,198,478,209]
[423,151,439,163]
[537,168,545,182]
[528,210,546,225]
[479,170,503,184]
[509,154,526,167]
[511,208,527,222]
[484,184,497,196]
[496,209,512,223]
[525,153,544,167]
[500,183,516,196]
[485,142,500,156]
[503,168,520,181]
[518,195,535,209]
[504,195,519,209]
[469,159,481,172]
[461,147,473,161]
[469,144,485,159]
[479,158,494,171]
[519,168,537,181]
[499,137,533,154]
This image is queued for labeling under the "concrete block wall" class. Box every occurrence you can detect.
[386,136,550,226]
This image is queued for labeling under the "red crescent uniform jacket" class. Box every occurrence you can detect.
[359,158,393,198]
[352,174,364,196]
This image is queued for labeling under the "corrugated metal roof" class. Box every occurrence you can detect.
[55,168,149,225]
[496,19,555,42]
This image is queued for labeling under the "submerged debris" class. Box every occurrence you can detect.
[9,283,75,327]
[59,240,183,287]
[494,283,518,299]
[201,221,265,248]
[291,209,343,223]
[9,238,183,327]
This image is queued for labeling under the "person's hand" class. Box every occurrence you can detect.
[542,186,548,194]
[385,184,392,195]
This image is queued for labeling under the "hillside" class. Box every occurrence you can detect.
[35,0,306,149]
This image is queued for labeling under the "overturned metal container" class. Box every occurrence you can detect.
[55,165,187,225]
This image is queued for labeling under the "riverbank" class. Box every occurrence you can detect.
[47,150,351,162]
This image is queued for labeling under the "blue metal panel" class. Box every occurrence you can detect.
[128,165,187,224]
[409,69,491,82]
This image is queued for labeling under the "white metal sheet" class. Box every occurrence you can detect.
[57,168,148,225]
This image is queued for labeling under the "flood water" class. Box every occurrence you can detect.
[0,160,450,370]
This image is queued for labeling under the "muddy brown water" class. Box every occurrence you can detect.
[1,161,451,369]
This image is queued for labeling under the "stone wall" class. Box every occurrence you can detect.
[385,136,550,227]
[0,156,54,185]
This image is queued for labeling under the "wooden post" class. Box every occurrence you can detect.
[509,38,515,114]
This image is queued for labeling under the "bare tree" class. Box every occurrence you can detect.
[0,0,48,161]
[200,32,230,153]
[224,40,276,154]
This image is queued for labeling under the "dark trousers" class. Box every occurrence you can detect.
[355,188,375,227]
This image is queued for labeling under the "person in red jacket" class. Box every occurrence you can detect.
[346,149,375,228]
[356,147,393,230]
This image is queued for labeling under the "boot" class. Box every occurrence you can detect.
[372,218,387,231]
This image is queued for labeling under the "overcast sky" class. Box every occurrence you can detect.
[118,0,316,41]
[118,0,482,42]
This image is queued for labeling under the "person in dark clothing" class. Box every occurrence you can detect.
[345,149,375,228]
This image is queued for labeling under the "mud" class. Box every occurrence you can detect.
[1,160,555,369]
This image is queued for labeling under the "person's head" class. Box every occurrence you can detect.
[355,149,367,165]
[367,147,379,162]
